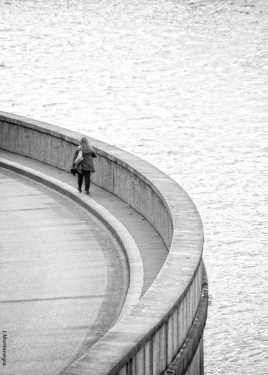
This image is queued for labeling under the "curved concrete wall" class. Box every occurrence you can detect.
[0,111,208,375]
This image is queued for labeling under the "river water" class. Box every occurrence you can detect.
[1,0,267,374]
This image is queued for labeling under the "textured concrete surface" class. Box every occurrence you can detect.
[0,167,128,375]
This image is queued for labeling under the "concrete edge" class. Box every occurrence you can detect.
[164,262,208,375]
[0,157,144,320]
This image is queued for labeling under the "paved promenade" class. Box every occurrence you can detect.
[0,167,128,375]
[1,150,168,293]
[0,150,168,375]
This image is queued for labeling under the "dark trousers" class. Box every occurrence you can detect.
[77,170,91,192]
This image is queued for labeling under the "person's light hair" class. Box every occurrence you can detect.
[80,136,92,153]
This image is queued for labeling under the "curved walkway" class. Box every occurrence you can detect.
[0,114,206,375]
[1,150,168,294]
[0,168,128,375]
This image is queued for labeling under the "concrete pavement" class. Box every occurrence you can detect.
[0,149,168,375]
[1,150,168,293]
[0,167,128,375]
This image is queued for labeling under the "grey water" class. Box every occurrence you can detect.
[1,0,267,374]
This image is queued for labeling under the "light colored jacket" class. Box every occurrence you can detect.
[73,146,96,173]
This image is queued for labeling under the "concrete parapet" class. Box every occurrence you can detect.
[0,111,208,375]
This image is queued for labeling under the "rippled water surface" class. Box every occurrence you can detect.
[1,0,268,373]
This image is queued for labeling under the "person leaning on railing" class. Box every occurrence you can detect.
[72,136,96,195]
